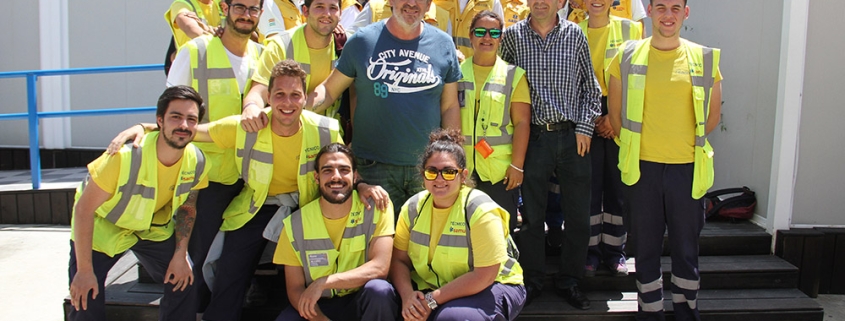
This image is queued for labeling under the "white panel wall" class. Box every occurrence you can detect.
[791,0,845,226]
[681,0,783,220]
[0,0,41,147]
[67,0,173,148]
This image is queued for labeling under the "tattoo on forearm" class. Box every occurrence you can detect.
[174,191,198,245]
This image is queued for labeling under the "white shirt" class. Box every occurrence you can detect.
[167,44,250,94]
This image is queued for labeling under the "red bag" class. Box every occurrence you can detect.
[704,187,757,220]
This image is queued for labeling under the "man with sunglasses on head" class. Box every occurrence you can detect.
[163,0,265,315]
[500,0,602,310]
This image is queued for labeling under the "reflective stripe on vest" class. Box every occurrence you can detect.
[298,116,334,176]
[105,143,206,224]
[618,38,719,198]
[407,189,519,278]
[193,38,263,123]
[276,26,337,77]
[578,17,641,88]
[290,198,376,297]
[460,63,517,147]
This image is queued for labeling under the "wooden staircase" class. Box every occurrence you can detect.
[58,220,824,320]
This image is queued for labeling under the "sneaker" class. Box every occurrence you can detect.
[555,285,591,310]
[584,264,597,277]
[609,261,629,276]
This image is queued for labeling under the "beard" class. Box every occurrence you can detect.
[163,129,192,149]
[227,15,257,36]
[319,180,353,204]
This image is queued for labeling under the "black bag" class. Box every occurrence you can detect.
[704,186,757,220]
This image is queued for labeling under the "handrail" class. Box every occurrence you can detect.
[0,64,164,189]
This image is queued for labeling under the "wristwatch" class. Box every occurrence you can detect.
[424,292,438,310]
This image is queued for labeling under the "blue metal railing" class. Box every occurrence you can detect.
[0,64,164,189]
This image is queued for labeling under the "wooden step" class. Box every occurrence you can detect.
[519,288,823,321]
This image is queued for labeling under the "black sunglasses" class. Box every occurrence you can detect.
[472,27,502,39]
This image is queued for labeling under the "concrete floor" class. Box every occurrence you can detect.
[2,225,843,321]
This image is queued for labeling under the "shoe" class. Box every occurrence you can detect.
[610,261,629,276]
[556,285,591,310]
[584,265,597,278]
[525,284,542,307]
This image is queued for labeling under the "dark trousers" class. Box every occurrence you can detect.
[190,180,244,313]
[472,172,520,231]
[429,283,526,321]
[587,134,627,268]
[202,204,278,321]
[627,161,704,321]
[68,238,196,321]
[275,279,400,321]
[518,125,591,290]
[355,156,424,219]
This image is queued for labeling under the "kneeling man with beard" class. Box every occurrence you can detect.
[274,143,399,321]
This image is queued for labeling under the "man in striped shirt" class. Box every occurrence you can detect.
[501,0,602,309]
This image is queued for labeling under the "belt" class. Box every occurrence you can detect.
[532,121,574,132]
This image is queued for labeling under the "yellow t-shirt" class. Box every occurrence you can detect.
[587,25,610,96]
[608,42,723,164]
[273,200,396,266]
[252,36,334,95]
[169,0,222,48]
[207,115,301,196]
[471,65,531,105]
[87,148,209,214]
[394,203,508,268]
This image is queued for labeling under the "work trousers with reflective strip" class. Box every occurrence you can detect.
[627,161,703,321]
[189,180,245,313]
[588,98,627,268]
[68,237,196,321]
[202,204,278,321]
[274,279,399,321]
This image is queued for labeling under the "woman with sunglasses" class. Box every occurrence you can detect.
[457,10,532,232]
[390,129,526,321]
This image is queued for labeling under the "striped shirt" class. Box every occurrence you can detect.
[501,16,602,137]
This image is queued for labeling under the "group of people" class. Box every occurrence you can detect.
[66,0,723,320]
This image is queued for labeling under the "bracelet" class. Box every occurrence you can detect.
[136,123,148,134]
[509,164,524,173]
[243,101,259,110]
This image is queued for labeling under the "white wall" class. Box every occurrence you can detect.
[67,0,173,148]
[681,0,783,220]
[791,0,845,226]
[0,0,42,147]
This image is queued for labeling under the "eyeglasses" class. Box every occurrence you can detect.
[230,4,261,17]
[472,27,502,39]
[423,167,461,181]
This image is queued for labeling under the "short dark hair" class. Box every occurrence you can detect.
[650,0,688,5]
[469,10,503,32]
[156,85,205,123]
[315,143,356,172]
[268,60,307,94]
[224,0,266,8]
[303,0,340,9]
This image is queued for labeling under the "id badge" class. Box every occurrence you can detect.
[474,138,494,159]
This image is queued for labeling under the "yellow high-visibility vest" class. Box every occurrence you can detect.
[502,0,529,28]
[369,0,451,33]
[72,132,208,257]
[282,191,379,297]
[402,187,523,290]
[434,0,494,58]
[616,38,720,199]
[186,35,262,184]
[164,0,224,48]
[221,110,341,231]
[458,57,525,184]
[578,16,642,88]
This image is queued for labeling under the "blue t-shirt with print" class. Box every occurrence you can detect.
[336,21,462,166]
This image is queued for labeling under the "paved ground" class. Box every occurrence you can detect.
[2,225,843,321]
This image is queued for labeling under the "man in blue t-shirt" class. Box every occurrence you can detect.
[305,0,462,216]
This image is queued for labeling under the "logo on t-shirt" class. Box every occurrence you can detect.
[367,49,442,96]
